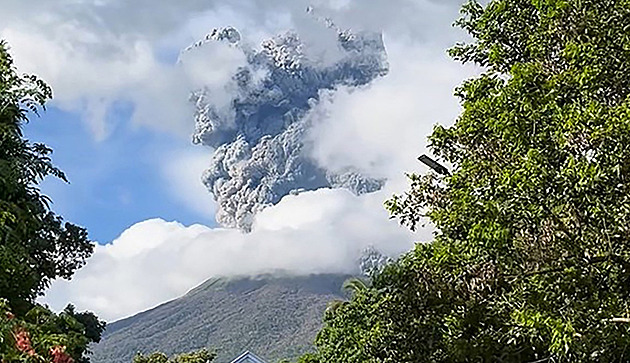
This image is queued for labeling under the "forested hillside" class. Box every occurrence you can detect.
[92,274,350,363]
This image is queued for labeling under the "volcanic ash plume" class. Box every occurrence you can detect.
[184,26,389,230]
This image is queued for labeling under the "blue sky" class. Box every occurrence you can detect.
[24,105,216,244]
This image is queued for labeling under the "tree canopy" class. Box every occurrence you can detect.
[1,301,106,363]
[133,349,216,363]
[297,0,630,361]
[0,40,94,313]
[0,41,104,362]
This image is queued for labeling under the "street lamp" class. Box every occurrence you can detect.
[418,154,450,176]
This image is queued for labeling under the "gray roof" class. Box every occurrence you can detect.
[228,351,267,363]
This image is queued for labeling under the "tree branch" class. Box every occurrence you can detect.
[608,318,630,324]
[503,254,630,280]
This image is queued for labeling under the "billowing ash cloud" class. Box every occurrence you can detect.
[183,24,389,230]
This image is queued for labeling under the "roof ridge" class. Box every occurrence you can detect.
[228,350,267,363]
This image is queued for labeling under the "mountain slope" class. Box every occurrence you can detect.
[91,274,350,363]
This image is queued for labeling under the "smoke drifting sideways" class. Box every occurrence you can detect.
[180,24,390,230]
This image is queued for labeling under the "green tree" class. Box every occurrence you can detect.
[0,41,104,362]
[325,277,370,315]
[133,348,216,363]
[297,0,630,361]
[0,40,94,313]
[0,299,106,363]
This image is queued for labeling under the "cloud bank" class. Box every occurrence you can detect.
[45,188,419,321]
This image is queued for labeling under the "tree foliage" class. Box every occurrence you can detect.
[0,41,104,362]
[297,0,630,361]
[0,40,94,313]
[133,349,216,363]
[324,277,370,316]
[0,299,106,363]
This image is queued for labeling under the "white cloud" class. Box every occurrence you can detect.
[0,0,468,139]
[43,188,423,321]
[0,1,249,140]
[306,40,479,185]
